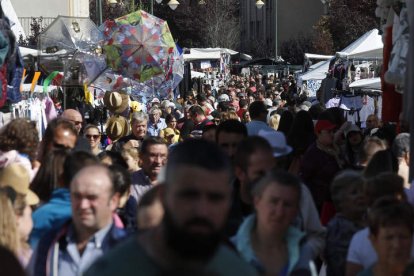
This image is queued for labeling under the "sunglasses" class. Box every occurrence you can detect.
[86,134,100,140]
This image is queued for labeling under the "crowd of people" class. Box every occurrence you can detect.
[0,71,413,276]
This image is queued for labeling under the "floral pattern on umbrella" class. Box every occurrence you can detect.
[102,10,175,83]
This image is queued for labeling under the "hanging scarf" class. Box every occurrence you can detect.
[316,140,345,169]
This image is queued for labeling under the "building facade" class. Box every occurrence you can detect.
[240,0,325,59]
[13,0,89,37]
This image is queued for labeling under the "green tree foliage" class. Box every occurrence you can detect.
[280,33,314,65]
[154,1,207,47]
[18,17,44,47]
[280,0,377,64]
[314,0,378,52]
[155,0,240,48]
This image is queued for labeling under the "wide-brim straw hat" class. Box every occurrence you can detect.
[103,91,130,114]
[0,164,39,205]
[105,115,129,141]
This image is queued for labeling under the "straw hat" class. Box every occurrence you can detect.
[0,164,39,205]
[130,101,142,113]
[103,91,130,114]
[106,115,129,141]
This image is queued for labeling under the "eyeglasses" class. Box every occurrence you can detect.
[85,134,100,140]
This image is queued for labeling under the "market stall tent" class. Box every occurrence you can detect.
[300,60,330,81]
[336,29,383,59]
[183,48,252,62]
[299,29,383,83]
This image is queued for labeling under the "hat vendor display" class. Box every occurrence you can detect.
[105,115,129,141]
[104,91,130,114]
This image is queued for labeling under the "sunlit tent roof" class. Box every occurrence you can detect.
[184,48,252,62]
[336,29,383,59]
[349,77,381,90]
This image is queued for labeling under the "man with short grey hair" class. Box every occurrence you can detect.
[112,111,149,152]
[147,106,167,137]
[392,132,410,187]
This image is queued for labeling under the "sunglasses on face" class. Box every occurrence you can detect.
[85,134,100,140]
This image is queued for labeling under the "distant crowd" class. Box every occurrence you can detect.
[0,71,412,276]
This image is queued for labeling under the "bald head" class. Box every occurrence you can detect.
[62,109,83,134]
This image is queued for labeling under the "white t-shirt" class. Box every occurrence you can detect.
[347,227,414,268]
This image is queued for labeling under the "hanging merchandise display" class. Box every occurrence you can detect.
[384,1,409,92]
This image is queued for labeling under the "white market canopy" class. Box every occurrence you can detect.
[304,53,333,60]
[19,46,38,56]
[300,60,330,81]
[299,29,383,82]
[336,29,383,59]
[349,77,381,90]
[191,70,206,78]
[183,48,252,62]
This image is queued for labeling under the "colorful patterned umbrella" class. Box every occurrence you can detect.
[141,43,184,99]
[102,10,176,83]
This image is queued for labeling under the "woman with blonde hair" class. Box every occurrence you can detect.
[0,164,39,267]
[268,111,281,130]
[0,190,28,264]
[220,111,240,122]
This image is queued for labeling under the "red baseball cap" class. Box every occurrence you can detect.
[315,120,336,133]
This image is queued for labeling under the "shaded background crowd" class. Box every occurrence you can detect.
[0,71,413,276]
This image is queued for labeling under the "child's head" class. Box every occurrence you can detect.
[369,197,414,268]
[136,185,164,230]
[331,170,366,220]
[121,148,140,173]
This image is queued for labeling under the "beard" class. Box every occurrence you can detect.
[163,208,222,262]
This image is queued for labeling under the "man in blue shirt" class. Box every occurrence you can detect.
[29,151,100,249]
[29,165,127,276]
[245,101,277,136]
